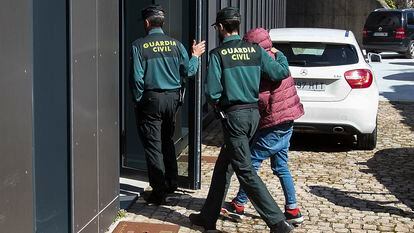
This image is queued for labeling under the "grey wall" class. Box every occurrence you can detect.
[207,0,286,51]
[0,0,34,232]
[70,0,119,232]
[286,0,385,44]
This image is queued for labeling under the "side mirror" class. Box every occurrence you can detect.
[368,53,382,63]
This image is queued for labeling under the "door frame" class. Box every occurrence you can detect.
[119,0,202,189]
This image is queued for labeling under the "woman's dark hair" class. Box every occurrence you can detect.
[147,15,164,27]
[221,20,240,33]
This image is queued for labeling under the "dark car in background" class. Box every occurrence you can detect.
[363,8,414,58]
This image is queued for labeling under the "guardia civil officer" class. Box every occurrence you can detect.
[189,7,294,233]
[131,5,205,205]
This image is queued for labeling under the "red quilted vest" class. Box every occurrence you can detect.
[244,28,304,129]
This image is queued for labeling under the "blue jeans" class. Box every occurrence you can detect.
[233,122,297,209]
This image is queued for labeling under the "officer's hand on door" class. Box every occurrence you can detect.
[192,40,206,58]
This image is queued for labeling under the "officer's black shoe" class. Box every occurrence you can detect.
[189,213,217,231]
[144,192,166,205]
[166,185,177,194]
[269,220,295,233]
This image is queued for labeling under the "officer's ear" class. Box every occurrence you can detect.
[144,19,150,28]
[217,23,224,32]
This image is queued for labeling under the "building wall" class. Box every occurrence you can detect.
[286,0,385,44]
[70,0,120,232]
[0,0,120,232]
[0,0,34,232]
[206,0,286,52]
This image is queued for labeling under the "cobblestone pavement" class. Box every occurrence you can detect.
[114,101,414,233]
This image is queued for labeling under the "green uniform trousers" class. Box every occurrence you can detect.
[135,90,180,198]
[200,108,285,227]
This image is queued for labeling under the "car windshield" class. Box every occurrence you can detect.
[365,12,402,28]
[273,42,359,67]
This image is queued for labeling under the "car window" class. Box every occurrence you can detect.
[365,12,402,28]
[274,42,359,67]
[407,12,414,25]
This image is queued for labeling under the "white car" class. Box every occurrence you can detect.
[269,28,379,150]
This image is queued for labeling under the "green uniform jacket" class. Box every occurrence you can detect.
[131,28,199,102]
[206,35,290,107]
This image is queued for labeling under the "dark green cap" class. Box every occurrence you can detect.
[212,7,241,26]
[141,4,165,19]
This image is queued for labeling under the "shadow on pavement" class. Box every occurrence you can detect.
[309,185,414,218]
[380,53,407,59]
[389,62,414,66]
[382,92,414,131]
[126,194,204,231]
[310,148,414,219]
[383,72,414,81]
[290,133,354,152]
[361,148,414,212]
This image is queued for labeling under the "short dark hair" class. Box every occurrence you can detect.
[147,15,165,27]
[221,20,240,33]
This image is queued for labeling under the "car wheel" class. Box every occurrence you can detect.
[405,41,414,59]
[356,126,377,150]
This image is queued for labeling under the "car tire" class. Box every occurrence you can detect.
[356,126,377,150]
[405,41,414,59]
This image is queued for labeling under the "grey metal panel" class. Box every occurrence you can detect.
[33,0,70,232]
[97,0,120,217]
[208,0,218,50]
[271,0,273,28]
[252,0,257,28]
[274,0,277,27]
[258,0,261,28]
[269,0,272,28]
[98,199,118,233]
[265,0,268,28]
[70,0,99,231]
[246,0,252,31]
[78,219,98,233]
[267,0,276,28]
[231,0,239,7]
[262,0,266,27]
[0,0,34,232]
[221,0,228,8]
[239,0,245,35]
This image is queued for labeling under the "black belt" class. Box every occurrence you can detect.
[145,88,180,93]
[224,103,258,113]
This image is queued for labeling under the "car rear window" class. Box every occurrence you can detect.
[365,12,402,28]
[273,42,359,67]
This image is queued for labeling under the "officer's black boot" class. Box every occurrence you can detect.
[269,220,295,233]
[144,191,166,205]
[189,213,219,232]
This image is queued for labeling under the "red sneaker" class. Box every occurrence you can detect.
[220,201,245,221]
[285,208,304,225]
